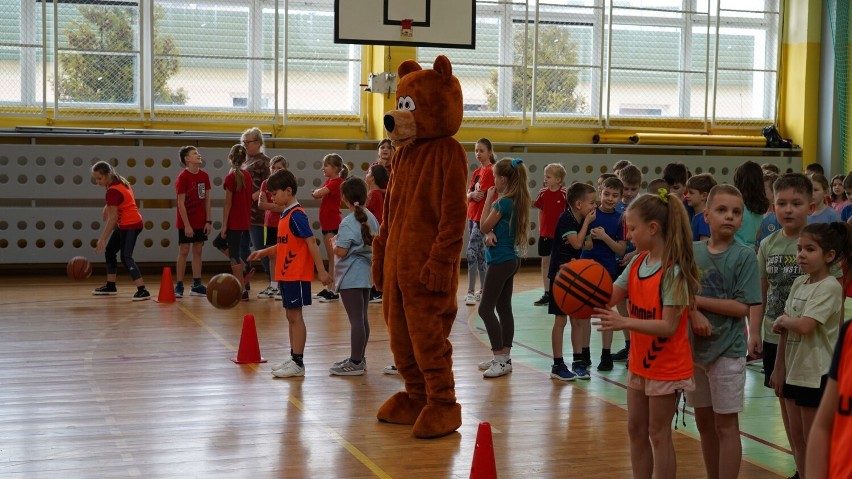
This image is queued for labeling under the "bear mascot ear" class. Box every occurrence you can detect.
[432,55,453,83]
[398,60,422,79]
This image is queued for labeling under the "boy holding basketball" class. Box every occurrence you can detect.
[174,146,212,298]
[248,169,331,378]
[548,182,598,380]
[688,185,761,479]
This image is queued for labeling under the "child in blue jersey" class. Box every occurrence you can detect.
[549,181,598,381]
[613,164,643,361]
[581,176,627,371]
[249,169,331,378]
[477,158,531,378]
[685,173,717,241]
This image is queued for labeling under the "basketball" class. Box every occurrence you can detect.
[552,259,613,319]
[66,256,92,281]
[206,273,242,309]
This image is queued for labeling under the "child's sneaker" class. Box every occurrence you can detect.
[92,284,118,296]
[383,364,399,375]
[272,361,305,378]
[174,283,184,298]
[533,292,550,306]
[329,358,366,376]
[611,346,629,361]
[598,354,614,372]
[483,359,512,378]
[318,291,339,302]
[257,286,274,299]
[190,284,207,296]
[550,363,577,381]
[572,360,591,379]
[272,288,282,300]
[478,359,495,370]
[271,359,292,372]
[132,288,151,302]
[465,293,476,306]
[313,289,330,298]
[474,290,482,302]
[369,287,383,303]
[241,290,249,302]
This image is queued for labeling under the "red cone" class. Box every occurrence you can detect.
[232,314,267,364]
[154,267,176,303]
[470,422,497,479]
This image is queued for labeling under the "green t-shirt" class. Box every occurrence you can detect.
[758,230,802,344]
[692,240,762,365]
[783,274,843,388]
[614,255,689,307]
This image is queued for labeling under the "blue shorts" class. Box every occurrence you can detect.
[279,281,312,309]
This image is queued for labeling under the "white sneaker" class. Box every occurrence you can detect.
[271,359,292,372]
[329,358,366,376]
[383,364,399,375]
[465,293,476,305]
[257,286,274,299]
[475,290,482,302]
[483,360,512,378]
[478,359,495,370]
[272,361,305,378]
[272,288,282,300]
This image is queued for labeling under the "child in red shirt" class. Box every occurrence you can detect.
[257,155,288,299]
[217,144,253,300]
[532,163,567,307]
[174,146,212,298]
[311,153,348,302]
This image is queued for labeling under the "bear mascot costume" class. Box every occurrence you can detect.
[372,55,468,439]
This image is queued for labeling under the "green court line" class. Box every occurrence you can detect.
[471,289,804,476]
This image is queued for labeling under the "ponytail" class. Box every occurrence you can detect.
[91,160,130,188]
[323,153,349,180]
[229,144,247,191]
[341,177,374,246]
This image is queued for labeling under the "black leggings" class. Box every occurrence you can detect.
[340,288,370,361]
[478,258,520,351]
[105,228,142,280]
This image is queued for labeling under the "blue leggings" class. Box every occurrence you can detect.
[105,228,142,280]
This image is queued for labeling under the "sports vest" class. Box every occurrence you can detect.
[108,182,143,228]
[275,206,314,282]
[627,252,693,381]
[831,323,852,478]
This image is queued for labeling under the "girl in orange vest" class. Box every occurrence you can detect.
[91,161,150,301]
[594,188,700,479]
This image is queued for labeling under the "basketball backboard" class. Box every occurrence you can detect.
[334,0,475,49]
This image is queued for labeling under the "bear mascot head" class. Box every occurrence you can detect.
[372,55,469,438]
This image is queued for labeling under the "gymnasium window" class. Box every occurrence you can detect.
[0,0,361,121]
[419,0,781,130]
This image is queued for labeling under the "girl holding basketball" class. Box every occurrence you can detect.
[593,188,700,479]
[477,158,530,378]
[218,144,254,300]
[91,161,151,301]
[311,153,348,302]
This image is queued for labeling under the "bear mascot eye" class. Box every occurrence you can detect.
[397,96,415,111]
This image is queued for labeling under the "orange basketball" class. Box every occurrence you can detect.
[206,273,242,309]
[552,259,613,319]
[66,256,92,280]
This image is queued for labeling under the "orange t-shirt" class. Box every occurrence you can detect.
[274,205,314,282]
[627,252,693,381]
[830,320,852,478]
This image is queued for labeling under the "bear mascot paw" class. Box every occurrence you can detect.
[372,55,468,439]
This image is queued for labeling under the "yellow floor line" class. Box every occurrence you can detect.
[177,304,392,479]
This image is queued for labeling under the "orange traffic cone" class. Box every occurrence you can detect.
[154,267,176,303]
[232,314,267,364]
[470,422,497,479]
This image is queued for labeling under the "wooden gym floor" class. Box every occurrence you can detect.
[0,268,790,478]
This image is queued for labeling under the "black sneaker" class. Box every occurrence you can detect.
[313,289,330,299]
[533,292,551,306]
[319,290,339,303]
[241,290,249,302]
[611,347,629,361]
[93,284,118,296]
[598,354,613,371]
[132,289,151,301]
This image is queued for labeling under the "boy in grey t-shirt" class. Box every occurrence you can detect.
[687,185,762,479]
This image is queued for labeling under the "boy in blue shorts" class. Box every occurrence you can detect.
[249,169,331,378]
[688,185,761,479]
[581,176,627,371]
[685,173,717,241]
